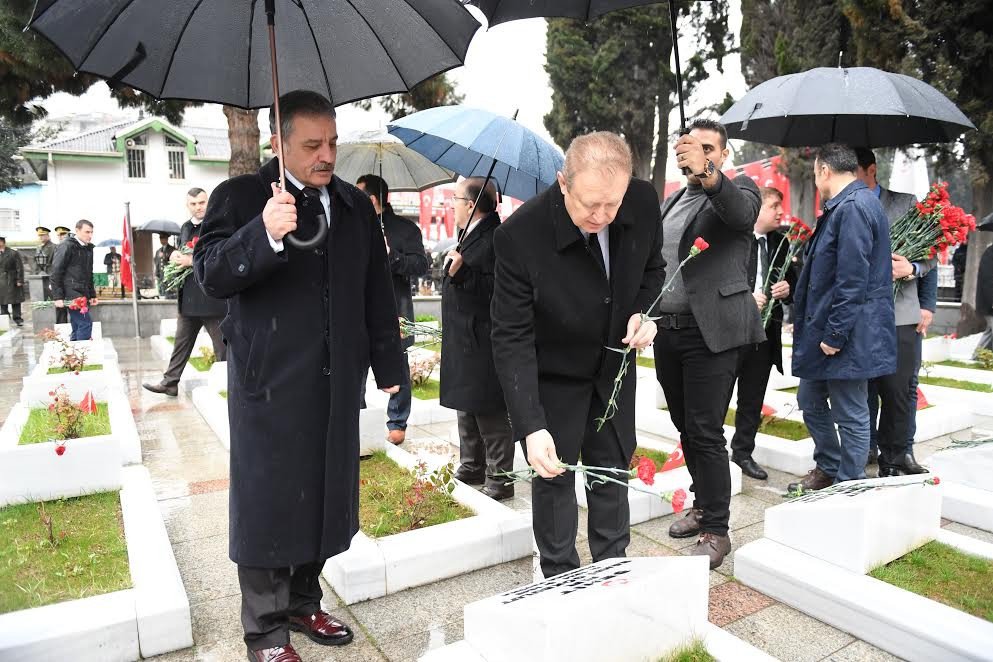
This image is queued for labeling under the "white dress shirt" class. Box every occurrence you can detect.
[753,230,767,295]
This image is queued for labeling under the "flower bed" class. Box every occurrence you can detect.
[47,364,103,374]
[938,358,993,372]
[411,377,441,401]
[19,402,110,445]
[322,443,531,604]
[0,467,192,660]
[0,491,131,615]
[0,391,141,507]
[919,375,992,392]
[725,407,809,440]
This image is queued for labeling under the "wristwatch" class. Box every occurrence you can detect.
[695,159,716,179]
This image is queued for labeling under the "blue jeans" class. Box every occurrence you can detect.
[359,355,412,431]
[798,378,870,482]
[68,308,93,341]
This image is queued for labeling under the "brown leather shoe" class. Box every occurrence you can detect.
[288,610,354,647]
[786,467,834,494]
[668,508,702,539]
[692,532,732,570]
[247,644,302,662]
[387,429,406,445]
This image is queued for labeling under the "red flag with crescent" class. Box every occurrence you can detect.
[661,442,686,472]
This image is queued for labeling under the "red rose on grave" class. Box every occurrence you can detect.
[932,476,941,485]
[636,456,657,485]
[55,444,66,456]
[692,237,710,252]
[671,488,687,513]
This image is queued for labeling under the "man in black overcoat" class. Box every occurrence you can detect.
[144,187,227,396]
[356,174,429,444]
[730,186,797,480]
[441,177,514,500]
[194,91,404,662]
[655,119,763,569]
[491,132,666,579]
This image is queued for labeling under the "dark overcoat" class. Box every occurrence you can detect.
[381,207,429,350]
[491,179,666,462]
[658,174,766,354]
[0,248,25,305]
[792,180,896,381]
[178,220,227,319]
[50,239,96,300]
[194,158,405,568]
[977,244,993,317]
[440,212,506,414]
[746,229,799,373]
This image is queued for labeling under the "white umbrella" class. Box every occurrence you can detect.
[335,129,456,192]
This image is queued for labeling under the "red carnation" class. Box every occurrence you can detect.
[932,476,941,485]
[692,237,710,252]
[671,488,687,513]
[636,456,657,485]
[55,444,66,456]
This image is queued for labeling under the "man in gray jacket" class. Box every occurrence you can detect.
[854,148,934,476]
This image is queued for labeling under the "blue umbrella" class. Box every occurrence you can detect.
[388,105,564,201]
[98,239,122,247]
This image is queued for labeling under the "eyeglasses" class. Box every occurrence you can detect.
[452,196,472,203]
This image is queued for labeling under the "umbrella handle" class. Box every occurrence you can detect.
[678,128,691,176]
[285,215,328,251]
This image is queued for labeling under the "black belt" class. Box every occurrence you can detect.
[656,312,697,329]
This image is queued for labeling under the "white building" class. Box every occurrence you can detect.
[12,116,231,244]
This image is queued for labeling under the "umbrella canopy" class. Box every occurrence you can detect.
[979,212,993,232]
[388,105,564,201]
[28,0,481,109]
[136,219,182,235]
[720,67,976,148]
[97,239,122,247]
[335,129,456,192]
[467,0,664,25]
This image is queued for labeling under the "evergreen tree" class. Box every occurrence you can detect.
[358,73,464,121]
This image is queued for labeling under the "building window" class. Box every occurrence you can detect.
[167,148,186,180]
[125,134,147,179]
[0,208,19,233]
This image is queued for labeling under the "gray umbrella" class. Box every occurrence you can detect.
[720,67,975,147]
[979,212,993,232]
[136,219,182,235]
[336,129,456,192]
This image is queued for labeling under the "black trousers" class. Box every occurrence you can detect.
[0,303,22,323]
[731,340,775,461]
[457,409,515,491]
[55,304,68,324]
[870,324,919,469]
[654,325,738,536]
[237,561,324,650]
[162,313,226,385]
[529,394,630,578]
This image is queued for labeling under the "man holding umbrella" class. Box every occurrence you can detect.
[195,90,404,661]
[492,132,665,578]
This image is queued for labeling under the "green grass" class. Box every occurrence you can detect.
[0,491,131,614]
[636,355,656,369]
[919,375,993,393]
[726,407,810,440]
[188,357,212,372]
[633,446,670,468]
[411,378,441,401]
[358,451,472,538]
[414,314,438,323]
[779,386,799,394]
[18,404,111,445]
[166,335,175,343]
[937,359,992,372]
[219,390,227,399]
[657,640,715,662]
[870,541,993,623]
[47,364,102,375]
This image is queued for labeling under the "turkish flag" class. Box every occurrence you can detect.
[761,403,777,417]
[661,442,686,472]
[419,189,434,233]
[79,390,98,415]
[121,216,134,291]
[917,387,930,410]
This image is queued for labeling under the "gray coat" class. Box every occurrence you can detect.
[880,187,936,326]
[0,248,25,305]
[659,173,765,353]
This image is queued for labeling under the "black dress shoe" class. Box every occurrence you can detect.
[143,381,178,396]
[454,466,485,485]
[900,452,927,475]
[733,456,768,480]
[481,485,514,501]
[866,447,879,466]
[878,465,909,478]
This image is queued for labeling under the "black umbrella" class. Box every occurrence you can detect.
[136,219,182,236]
[720,67,976,147]
[466,0,695,165]
[28,0,480,249]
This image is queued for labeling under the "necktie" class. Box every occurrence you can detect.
[758,235,769,283]
[301,186,327,225]
[587,231,606,277]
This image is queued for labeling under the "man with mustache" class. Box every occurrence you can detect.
[195,90,404,662]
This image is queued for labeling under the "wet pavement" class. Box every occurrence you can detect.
[3,325,988,661]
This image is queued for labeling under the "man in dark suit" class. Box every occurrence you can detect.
[440,177,513,500]
[491,131,665,578]
[788,144,896,493]
[194,90,404,662]
[356,174,429,445]
[50,219,99,340]
[976,243,993,356]
[854,148,934,476]
[144,187,227,397]
[730,187,797,480]
[655,119,764,569]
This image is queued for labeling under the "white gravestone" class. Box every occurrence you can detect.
[764,475,942,574]
[463,557,709,662]
[927,443,993,493]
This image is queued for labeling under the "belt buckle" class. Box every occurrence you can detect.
[673,314,681,330]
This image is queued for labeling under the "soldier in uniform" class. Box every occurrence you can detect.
[34,226,57,301]
[51,226,72,322]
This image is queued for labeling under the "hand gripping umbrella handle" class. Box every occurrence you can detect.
[285,214,328,251]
